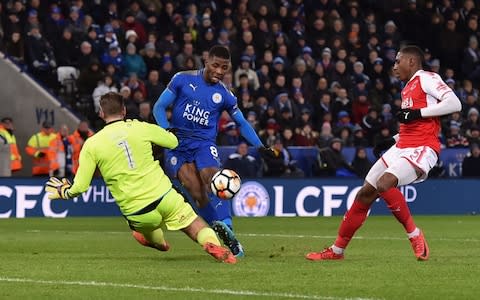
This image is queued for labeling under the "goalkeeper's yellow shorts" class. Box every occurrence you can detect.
[125,188,197,231]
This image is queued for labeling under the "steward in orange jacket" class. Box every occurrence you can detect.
[25,121,64,176]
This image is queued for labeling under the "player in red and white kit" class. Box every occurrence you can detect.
[306,45,461,261]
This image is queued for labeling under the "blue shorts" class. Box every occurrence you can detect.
[166,139,221,177]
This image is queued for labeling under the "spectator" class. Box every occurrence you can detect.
[123,43,146,79]
[315,138,356,177]
[262,138,304,178]
[141,42,162,73]
[462,143,480,177]
[223,142,261,178]
[446,124,469,148]
[77,58,104,95]
[138,102,155,123]
[217,122,241,146]
[54,27,80,67]
[145,70,165,104]
[25,24,57,89]
[351,146,373,178]
[5,31,25,65]
[92,75,118,113]
[234,55,260,91]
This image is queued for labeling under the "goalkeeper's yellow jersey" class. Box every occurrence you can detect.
[67,119,178,215]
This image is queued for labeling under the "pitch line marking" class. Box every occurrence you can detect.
[0,277,379,300]
[22,230,480,242]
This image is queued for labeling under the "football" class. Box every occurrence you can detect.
[210,169,242,200]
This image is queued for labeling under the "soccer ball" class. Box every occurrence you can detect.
[210,169,242,200]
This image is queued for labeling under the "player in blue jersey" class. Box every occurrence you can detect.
[152,45,274,257]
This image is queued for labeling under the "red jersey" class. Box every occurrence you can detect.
[397,70,452,154]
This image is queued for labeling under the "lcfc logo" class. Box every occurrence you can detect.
[232,181,270,217]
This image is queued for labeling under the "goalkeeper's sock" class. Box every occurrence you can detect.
[334,200,372,249]
[197,201,220,225]
[209,193,233,228]
[380,187,416,234]
[197,227,221,246]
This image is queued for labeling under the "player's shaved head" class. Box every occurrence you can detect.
[399,45,424,66]
[204,46,231,84]
[100,92,125,117]
[209,45,230,60]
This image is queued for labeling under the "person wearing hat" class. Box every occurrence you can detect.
[234,54,260,90]
[25,121,64,176]
[123,10,146,45]
[0,117,22,174]
[307,45,462,262]
[462,142,480,177]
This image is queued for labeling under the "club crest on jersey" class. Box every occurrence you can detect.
[212,93,222,104]
[170,156,177,166]
[401,97,414,109]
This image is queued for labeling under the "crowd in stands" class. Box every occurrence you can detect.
[1,0,480,177]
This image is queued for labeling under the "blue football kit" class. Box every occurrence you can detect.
[153,69,263,230]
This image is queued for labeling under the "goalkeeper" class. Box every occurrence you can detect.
[45,92,236,264]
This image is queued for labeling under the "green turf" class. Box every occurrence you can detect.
[0,216,479,299]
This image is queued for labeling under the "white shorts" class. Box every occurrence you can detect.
[365,145,438,188]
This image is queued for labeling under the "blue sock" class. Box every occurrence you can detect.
[209,193,233,229]
[197,201,219,225]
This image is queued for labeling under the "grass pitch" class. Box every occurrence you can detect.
[0,216,479,299]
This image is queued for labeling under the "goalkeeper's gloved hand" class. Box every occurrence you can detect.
[45,177,72,200]
[373,138,396,158]
[396,109,422,124]
[257,146,276,159]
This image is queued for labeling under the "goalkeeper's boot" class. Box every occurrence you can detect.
[409,229,429,261]
[211,221,245,258]
[203,242,237,264]
[132,231,170,251]
[305,247,344,261]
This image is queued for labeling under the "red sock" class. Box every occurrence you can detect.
[380,187,416,233]
[334,200,372,249]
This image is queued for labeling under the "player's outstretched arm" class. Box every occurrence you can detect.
[146,123,179,149]
[231,111,263,148]
[153,89,176,128]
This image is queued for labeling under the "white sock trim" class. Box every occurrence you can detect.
[331,245,344,254]
[407,227,420,239]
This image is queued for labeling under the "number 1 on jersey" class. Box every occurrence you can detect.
[118,140,136,169]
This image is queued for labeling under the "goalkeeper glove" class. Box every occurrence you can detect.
[396,109,422,123]
[258,146,276,159]
[373,138,396,158]
[45,177,72,200]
